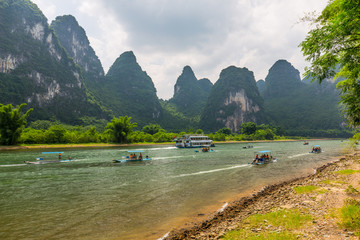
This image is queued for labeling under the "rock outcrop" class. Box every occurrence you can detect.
[200,66,264,132]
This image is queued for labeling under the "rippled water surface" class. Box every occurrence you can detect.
[0,140,347,239]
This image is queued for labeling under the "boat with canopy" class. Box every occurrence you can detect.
[113,150,151,163]
[250,150,277,165]
[24,152,72,164]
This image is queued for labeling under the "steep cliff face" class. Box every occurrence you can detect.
[200,66,264,132]
[50,15,104,83]
[0,0,103,123]
[103,51,162,126]
[169,66,213,117]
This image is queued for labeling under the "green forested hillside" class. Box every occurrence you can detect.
[0,1,350,137]
[168,66,213,118]
[0,0,104,124]
[262,60,345,137]
[101,51,163,127]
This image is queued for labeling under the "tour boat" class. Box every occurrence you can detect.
[174,134,213,148]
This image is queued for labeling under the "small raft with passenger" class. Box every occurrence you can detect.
[250,150,277,165]
[24,152,72,164]
[113,150,151,163]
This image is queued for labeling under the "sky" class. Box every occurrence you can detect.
[32,0,328,100]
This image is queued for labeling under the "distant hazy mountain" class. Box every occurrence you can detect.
[0,0,103,124]
[200,66,265,132]
[262,60,344,135]
[168,66,213,118]
[256,79,265,93]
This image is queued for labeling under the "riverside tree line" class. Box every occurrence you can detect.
[0,103,292,146]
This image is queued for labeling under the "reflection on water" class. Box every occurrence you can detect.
[0,140,347,240]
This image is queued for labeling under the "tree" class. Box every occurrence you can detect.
[142,124,163,135]
[240,122,257,135]
[300,0,360,127]
[105,116,137,143]
[217,127,232,135]
[0,103,33,145]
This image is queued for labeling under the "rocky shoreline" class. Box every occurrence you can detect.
[164,151,360,240]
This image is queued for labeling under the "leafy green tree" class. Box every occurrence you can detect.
[105,116,137,143]
[0,103,33,145]
[142,124,163,135]
[217,127,232,135]
[300,0,360,127]
[45,125,68,143]
[240,122,257,135]
[195,129,204,134]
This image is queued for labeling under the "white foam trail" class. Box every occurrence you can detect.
[158,231,170,240]
[0,164,27,167]
[151,156,183,160]
[173,164,250,178]
[288,153,309,159]
[119,146,177,152]
[218,202,229,213]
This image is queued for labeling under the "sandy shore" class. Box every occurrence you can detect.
[164,150,360,240]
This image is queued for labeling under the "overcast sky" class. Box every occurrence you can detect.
[32,0,328,99]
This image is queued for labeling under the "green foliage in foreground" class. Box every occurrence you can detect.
[222,209,313,240]
[0,103,33,145]
[340,199,360,232]
[300,0,360,127]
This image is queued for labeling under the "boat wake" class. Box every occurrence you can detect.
[120,146,177,152]
[173,164,250,178]
[151,156,183,160]
[0,164,27,167]
[288,153,310,159]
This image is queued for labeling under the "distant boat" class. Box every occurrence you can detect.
[303,141,309,145]
[243,145,253,149]
[113,150,151,163]
[201,146,214,152]
[174,134,213,148]
[250,150,277,165]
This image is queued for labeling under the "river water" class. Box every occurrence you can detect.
[0,140,348,240]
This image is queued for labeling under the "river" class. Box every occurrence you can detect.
[0,140,348,240]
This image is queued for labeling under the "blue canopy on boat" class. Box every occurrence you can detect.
[257,150,271,153]
[41,152,64,154]
[313,145,321,147]
[127,150,144,153]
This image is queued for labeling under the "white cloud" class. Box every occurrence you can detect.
[32,0,328,99]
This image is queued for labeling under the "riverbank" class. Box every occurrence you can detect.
[164,150,360,240]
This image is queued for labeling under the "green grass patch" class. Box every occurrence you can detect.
[335,169,360,175]
[242,209,313,230]
[222,229,299,240]
[340,199,360,232]
[345,185,360,195]
[293,185,327,194]
[222,209,313,239]
[321,179,347,185]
